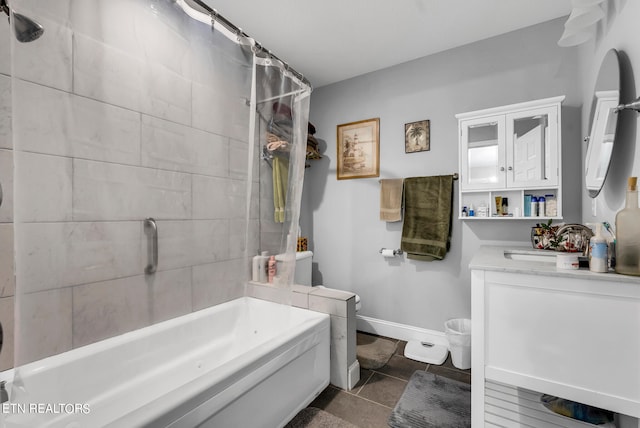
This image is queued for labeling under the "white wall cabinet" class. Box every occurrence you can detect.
[457,96,564,219]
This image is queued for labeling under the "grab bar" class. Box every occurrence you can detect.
[144,218,158,274]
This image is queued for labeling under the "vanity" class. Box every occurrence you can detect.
[470,247,640,427]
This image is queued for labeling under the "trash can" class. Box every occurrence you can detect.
[445,318,471,370]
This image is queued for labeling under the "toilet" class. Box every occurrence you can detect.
[279,251,361,312]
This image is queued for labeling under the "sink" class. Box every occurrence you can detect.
[503,249,557,263]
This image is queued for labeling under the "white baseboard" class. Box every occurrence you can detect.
[356,315,448,347]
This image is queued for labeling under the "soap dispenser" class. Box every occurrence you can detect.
[588,223,608,273]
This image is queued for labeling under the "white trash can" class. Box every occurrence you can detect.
[445,318,471,370]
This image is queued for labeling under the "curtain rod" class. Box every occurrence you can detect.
[187,0,311,89]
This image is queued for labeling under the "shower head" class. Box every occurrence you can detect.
[1,0,44,43]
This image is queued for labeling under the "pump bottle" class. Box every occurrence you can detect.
[588,223,608,273]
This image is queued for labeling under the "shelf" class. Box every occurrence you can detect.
[460,216,563,221]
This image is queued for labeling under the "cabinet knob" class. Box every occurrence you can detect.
[500,167,505,172]
[508,166,513,171]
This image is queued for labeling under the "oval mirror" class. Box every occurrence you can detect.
[585,49,621,198]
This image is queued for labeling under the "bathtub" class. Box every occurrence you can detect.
[3,297,330,427]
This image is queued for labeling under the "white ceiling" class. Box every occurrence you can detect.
[201,1,572,88]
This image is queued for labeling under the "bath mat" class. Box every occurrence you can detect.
[356,332,397,370]
[388,371,471,428]
[285,407,359,428]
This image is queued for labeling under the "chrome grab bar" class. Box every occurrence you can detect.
[144,218,158,274]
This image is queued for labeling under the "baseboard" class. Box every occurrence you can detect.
[356,315,448,347]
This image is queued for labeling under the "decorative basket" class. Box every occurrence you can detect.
[297,237,308,252]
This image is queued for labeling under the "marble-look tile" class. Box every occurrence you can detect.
[330,314,349,390]
[16,221,142,293]
[309,291,354,318]
[0,296,14,370]
[13,80,141,164]
[0,74,11,149]
[0,149,13,222]
[72,275,149,348]
[192,176,247,220]
[12,14,73,91]
[192,259,245,311]
[141,115,228,177]
[192,82,250,142]
[74,33,191,125]
[191,220,231,265]
[71,0,190,77]
[73,159,191,221]
[16,288,72,364]
[73,33,144,113]
[14,151,72,222]
[143,61,191,125]
[148,268,192,324]
[229,219,249,260]
[0,25,9,77]
[154,220,229,270]
[0,224,14,297]
[229,140,250,180]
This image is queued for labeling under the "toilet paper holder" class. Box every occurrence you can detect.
[379,248,403,256]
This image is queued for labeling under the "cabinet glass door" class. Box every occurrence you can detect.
[460,116,505,190]
[506,106,559,187]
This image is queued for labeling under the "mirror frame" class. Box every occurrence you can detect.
[585,48,621,198]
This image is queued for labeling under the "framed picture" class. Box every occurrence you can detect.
[405,120,430,153]
[336,118,380,180]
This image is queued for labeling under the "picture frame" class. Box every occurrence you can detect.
[404,120,430,153]
[336,118,380,180]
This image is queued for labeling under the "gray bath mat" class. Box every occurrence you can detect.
[388,371,471,428]
[286,407,359,428]
[357,332,397,369]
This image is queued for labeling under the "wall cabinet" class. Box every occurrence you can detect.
[457,96,564,219]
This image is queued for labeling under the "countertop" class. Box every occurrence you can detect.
[470,245,640,284]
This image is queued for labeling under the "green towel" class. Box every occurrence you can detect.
[272,156,289,223]
[401,175,454,261]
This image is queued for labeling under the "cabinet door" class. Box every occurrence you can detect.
[505,106,559,187]
[460,115,505,190]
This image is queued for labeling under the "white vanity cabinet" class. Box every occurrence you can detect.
[471,247,640,427]
[457,96,564,219]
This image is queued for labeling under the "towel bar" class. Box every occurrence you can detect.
[378,173,458,182]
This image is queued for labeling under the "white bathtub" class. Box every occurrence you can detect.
[3,297,330,427]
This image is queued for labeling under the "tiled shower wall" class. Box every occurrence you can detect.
[0,0,262,369]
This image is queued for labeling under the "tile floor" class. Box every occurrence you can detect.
[308,332,471,428]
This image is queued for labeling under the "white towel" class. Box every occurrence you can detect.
[379,178,404,222]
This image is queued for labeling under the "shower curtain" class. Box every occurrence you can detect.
[5,0,310,417]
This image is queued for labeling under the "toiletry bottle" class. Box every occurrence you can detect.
[538,195,546,218]
[615,177,640,276]
[524,194,532,216]
[252,252,262,282]
[267,255,276,283]
[531,196,538,217]
[545,194,557,217]
[589,223,608,273]
[501,197,508,215]
[461,206,468,217]
[468,203,475,217]
[258,251,269,283]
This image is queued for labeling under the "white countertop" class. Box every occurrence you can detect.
[470,245,640,284]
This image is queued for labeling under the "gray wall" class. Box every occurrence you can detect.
[580,1,640,225]
[304,18,584,332]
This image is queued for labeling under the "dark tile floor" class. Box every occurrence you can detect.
[308,332,471,428]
